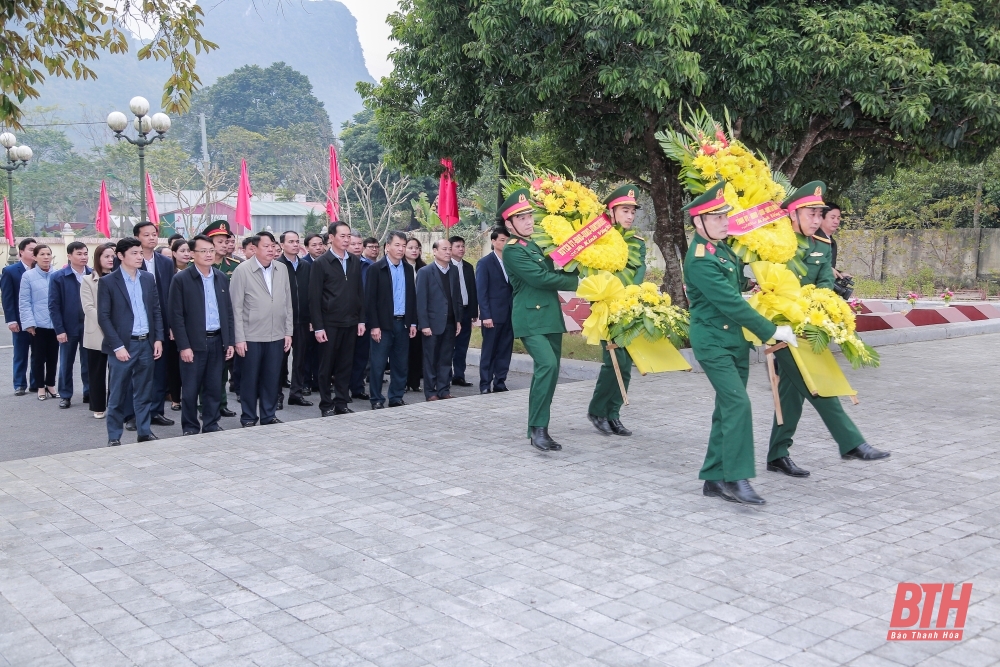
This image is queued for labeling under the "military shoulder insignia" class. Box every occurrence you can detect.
[517,239,528,246]
[694,244,705,258]
[813,235,831,244]
[507,238,518,245]
[633,234,645,241]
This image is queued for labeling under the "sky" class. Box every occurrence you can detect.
[321,0,398,80]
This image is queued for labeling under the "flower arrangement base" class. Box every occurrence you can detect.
[855,313,916,332]
[953,304,1000,321]
[627,337,692,375]
[787,340,857,398]
[904,307,972,326]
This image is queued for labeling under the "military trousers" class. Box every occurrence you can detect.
[520,333,562,437]
[698,350,756,482]
[587,341,632,420]
[767,347,865,460]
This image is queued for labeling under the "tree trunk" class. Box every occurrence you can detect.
[643,115,688,307]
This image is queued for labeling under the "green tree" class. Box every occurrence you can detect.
[13,127,98,229]
[361,0,1000,304]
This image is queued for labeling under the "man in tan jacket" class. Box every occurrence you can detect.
[230,231,293,427]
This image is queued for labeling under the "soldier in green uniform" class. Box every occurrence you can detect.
[501,188,580,452]
[766,183,890,477]
[684,182,798,505]
[587,184,646,437]
[204,220,241,417]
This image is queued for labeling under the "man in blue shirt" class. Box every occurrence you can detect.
[364,231,417,409]
[1,237,37,395]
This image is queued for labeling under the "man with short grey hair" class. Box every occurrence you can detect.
[415,239,462,401]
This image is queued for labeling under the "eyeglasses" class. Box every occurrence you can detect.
[193,249,216,255]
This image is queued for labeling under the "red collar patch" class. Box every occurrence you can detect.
[518,239,528,246]
[706,242,716,254]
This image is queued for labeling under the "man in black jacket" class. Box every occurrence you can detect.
[365,231,417,409]
[309,222,366,417]
[416,239,463,401]
[448,236,479,387]
[168,235,236,435]
[277,230,313,407]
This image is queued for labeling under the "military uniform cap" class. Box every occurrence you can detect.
[500,188,534,221]
[204,219,232,237]
[781,181,826,212]
[683,182,732,216]
[604,184,641,210]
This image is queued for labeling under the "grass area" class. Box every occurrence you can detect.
[853,273,1000,299]
[468,328,605,362]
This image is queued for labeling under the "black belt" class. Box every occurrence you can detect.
[394,315,405,320]
[205,330,220,337]
[130,334,148,341]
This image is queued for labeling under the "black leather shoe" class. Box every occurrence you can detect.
[276,396,283,410]
[703,480,737,502]
[59,398,71,409]
[14,388,26,396]
[334,406,354,415]
[137,433,159,442]
[288,397,313,407]
[107,439,121,447]
[302,389,312,396]
[321,409,336,417]
[183,430,199,436]
[725,479,766,505]
[452,379,472,387]
[371,403,385,410]
[351,392,370,400]
[262,418,283,425]
[492,385,508,392]
[388,400,406,408]
[151,414,174,426]
[241,421,257,428]
[608,419,632,436]
[202,426,224,433]
[587,413,613,436]
[767,456,810,477]
[220,408,237,418]
[529,427,553,451]
[842,443,891,461]
[170,403,181,411]
[124,418,136,431]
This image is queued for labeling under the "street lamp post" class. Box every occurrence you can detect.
[107,97,170,228]
[0,132,32,265]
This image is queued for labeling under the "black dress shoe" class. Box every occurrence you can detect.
[107,439,121,447]
[703,480,737,502]
[767,456,810,477]
[137,433,159,442]
[124,418,137,431]
[202,426,224,433]
[170,403,181,411]
[842,443,891,460]
[388,400,406,407]
[492,385,508,392]
[302,389,312,396]
[334,406,354,415]
[529,427,553,451]
[14,388,26,396]
[452,379,472,387]
[351,392,370,400]
[151,414,174,426]
[59,398,71,409]
[288,397,313,407]
[321,409,336,417]
[725,479,766,505]
[276,396,284,410]
[262,418,283,425]
[608,419,632,436]
[241,421,257,428]
[587,413,613,436]
[371,403,385,410]
[220,408,237,418]
[183,430,199,436]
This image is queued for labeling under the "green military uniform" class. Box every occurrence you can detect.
[588,185,646,431]
[768,182,865,462]
[204,220,241,411]
[501,189,579,440]
[683,184,777,482]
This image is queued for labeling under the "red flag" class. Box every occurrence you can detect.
[326,145,342,221]
[95,181,112,238]
[145,172,160,226]
[235,159,253,233]
[438,158,459,228]
[3,197,13,246]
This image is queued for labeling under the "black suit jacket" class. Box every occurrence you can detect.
[365,257,417,331]
[455,259,479,319]
[168,265,236,351]
[97,268,164,355]
[415,263,463,335]
[308,250,365,329]
[277,254,312,325]
[475,251,513,325]
[1,261,28,324]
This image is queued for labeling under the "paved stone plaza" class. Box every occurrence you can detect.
[1,334,998,667]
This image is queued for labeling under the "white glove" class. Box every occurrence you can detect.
[772,325,798,347]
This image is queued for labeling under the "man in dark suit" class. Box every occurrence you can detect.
[475,228,515,394]
[1,237,37,395]
[301,233,326,394]
[169,235,236,435]
[277,230,313,407]
[132,220,175,428]
[98,237,164,447]
[416,239,463,401]
[49,240,92,408]
[309,222,366,417]
[448,236,479,387]
[349,234,379,400]
[365,231,417,409]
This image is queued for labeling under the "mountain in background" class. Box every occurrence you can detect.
[31,0,373,141]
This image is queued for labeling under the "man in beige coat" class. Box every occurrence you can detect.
[230,231,293,427]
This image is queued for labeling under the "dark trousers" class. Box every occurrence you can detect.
[147,354,167,417]
[180,335,225,433]
[11,329,35,391]
[239,340,285,425]
[286,322,310,400]
[451,310,473,381]
[107,338,154,440]
[166,338,181,404]
[407,334,423,391]
[350,329,371,394]
[479,319,514,392]
[318,326,356,412]
[305,335,319,391]
[58,335,90,400]
[30,328,59,388]
[422,320,456,399]
[369,319,410,406]
[86,347,108,413]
